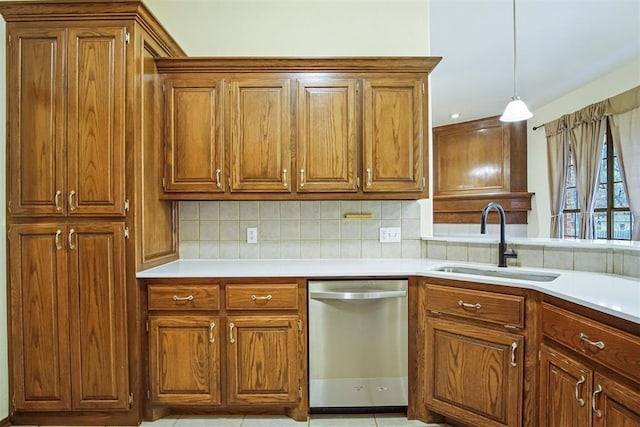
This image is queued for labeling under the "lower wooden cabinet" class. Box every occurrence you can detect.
[148,316,221,405]
[9,222,130,412]
[226,316,300,405]
[540,303,640,427]
[540,344,640,426]
[425,317,524,427]
[144,279,307,420]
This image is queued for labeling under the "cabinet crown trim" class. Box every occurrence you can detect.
[155,56,442,74]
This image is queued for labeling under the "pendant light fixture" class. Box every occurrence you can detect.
[500,0,533,122]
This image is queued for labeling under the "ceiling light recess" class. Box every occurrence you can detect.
[500,0,533,122]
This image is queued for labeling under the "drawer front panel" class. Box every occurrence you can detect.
[425,283,525,327]
[226,283,298,310]
[148,284,220,310]
[542,303,640,383]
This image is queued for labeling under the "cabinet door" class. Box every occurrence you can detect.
[296,78,358,192]
[7,25,67,216]
[8,224,71,411]
[67,26,126,216]
[148,316,221,405]
[227,316,299,404]
[67,223,129,410]
[539,345,592,427]
[164,77,225,193]
[362,77,425,193]
[425,317,524,427]
[593,372,640,427]
[229,78,292,192]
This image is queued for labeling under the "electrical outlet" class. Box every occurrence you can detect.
[247,227,258,244]
[379,227,401,243]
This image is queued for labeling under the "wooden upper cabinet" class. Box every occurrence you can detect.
[296,77,358,192]
[432,116,533,224]
[229,77,292,192]
[7,25,67,216]
[164,76,225,193]
[362,77,425,193]
[6,23,127,217]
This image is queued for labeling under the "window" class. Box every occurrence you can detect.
[562,123,632,240]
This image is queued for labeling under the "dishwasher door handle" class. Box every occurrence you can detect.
[309,289,407,300]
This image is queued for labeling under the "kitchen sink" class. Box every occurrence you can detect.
[434,265,559,282]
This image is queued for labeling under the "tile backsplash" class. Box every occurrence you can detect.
[179,200,423,259]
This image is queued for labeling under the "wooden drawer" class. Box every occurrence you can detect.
[226,283,298,310]
[542,303,640,383]
[148,284,220,310]
[425,283,525,328]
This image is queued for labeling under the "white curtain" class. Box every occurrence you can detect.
[609,106,640,240]
[545,119,569,238]
[568,103,606,239]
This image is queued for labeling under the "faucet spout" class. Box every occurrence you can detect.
[480,202,517,267]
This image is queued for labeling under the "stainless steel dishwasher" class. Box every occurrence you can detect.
[308,279,408,410]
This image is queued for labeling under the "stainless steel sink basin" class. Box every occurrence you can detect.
[434,265,559,282]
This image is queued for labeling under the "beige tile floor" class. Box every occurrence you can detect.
[13,414,447,427]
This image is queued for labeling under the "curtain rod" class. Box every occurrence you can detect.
[532,124,544,130]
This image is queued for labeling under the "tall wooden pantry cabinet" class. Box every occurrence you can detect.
[0,1,183,424]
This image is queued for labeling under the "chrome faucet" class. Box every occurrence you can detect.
[481,202,517,268]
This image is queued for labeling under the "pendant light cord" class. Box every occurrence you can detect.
[512,0,518,98]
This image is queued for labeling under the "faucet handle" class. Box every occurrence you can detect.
[504,248,518,259]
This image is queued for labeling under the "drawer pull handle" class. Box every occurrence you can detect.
[55,190,63,212]
[215,169,222,189]
[592,384,603,418]
[229,322,235,344]
[55,229,63,250]
[69,190,76,211]
[209,322,215,343]
[173,295,194,302]
[510,342,518,367]
[458,300,481,310]
[579,333,605,350]
[251,294,272,302]
[575,376,586,406]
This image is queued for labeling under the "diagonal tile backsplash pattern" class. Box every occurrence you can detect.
[179,201,424,259]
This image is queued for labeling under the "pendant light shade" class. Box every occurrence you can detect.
[500,97,533,122]
[500,0,532,122]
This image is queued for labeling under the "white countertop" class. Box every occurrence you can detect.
[138,258,640,325]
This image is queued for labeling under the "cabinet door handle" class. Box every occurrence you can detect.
[68,190,76,211]
[299,169,305,188]
[575,375,586,406]
[579,332,605,350]
[229,322,235,344]
[366,168,372,187]
[215,169,222,189]
[55,190,63,212]
[282,169,288,188]
[173,295,194,302]
[510,342,517,367]
[68,229,76,250]
[209,322,215,343]
[251,294,272,302]
[55,229,63,250]
[458,300,482,310]
[592,384,603,418]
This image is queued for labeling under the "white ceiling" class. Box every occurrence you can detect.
[429,0,640,127]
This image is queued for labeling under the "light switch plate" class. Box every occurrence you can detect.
[247,227,258,244]
[379,227,401,243]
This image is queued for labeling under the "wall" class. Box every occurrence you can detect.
[0,13,7,423]
[179,201,424,259]
[146,0,430,57]
[527,57,640,238]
